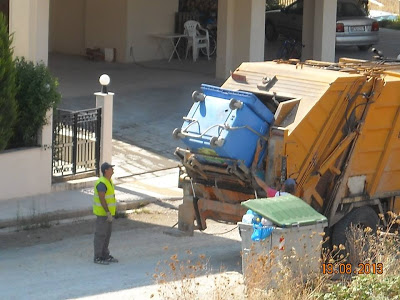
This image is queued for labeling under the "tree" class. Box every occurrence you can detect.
[0,13,17,151]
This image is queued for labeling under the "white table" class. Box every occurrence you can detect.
[151,33,187,62]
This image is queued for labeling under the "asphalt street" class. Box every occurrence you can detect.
[0,218,243,300]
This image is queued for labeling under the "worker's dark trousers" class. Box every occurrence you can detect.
[94,216,112,259]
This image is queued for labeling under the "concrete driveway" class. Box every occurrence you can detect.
[49,55,223,177]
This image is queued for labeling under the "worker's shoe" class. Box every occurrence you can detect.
[94,257,109,265]
[105,255,119,263]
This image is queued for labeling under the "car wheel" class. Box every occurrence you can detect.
[358,45,371,51]
[265,22,278,42]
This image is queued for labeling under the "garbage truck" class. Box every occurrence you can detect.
[172,57,400,247]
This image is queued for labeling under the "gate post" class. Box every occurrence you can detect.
[95,75,114,171]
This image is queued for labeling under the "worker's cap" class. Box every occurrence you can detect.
[101,162,115,174]
[284,178,296,186]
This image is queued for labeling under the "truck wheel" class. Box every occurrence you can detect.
[265,22,278,42]
[332,206,380,262]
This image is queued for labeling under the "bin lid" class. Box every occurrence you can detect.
[241,194,327,227]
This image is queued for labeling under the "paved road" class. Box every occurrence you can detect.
[0,217,242,300]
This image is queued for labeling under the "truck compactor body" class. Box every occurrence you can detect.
[173,58,400,245]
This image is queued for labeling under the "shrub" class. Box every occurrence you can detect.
[0,13,17,151]
[379,18,400,30]
[9,58,61,148]
[323,275,400,299]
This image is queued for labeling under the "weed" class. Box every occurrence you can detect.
[18,213,51,231]
[153,213,400,299]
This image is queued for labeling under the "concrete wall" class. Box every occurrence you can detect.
[49,0,85,55]
[0,110,53,201]
[49,0,178,62]
[370,0,400,14]
[85,0,128,62]
[0,148,52,201]
[10,0,49,65]
[127,0,178,62]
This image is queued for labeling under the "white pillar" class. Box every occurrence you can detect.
[95,92,114,168]
[302,0,315,60]
[216,0,234,79]
[216,0,265,79]
[313,0,337,62]
[38,109,53,193]
[247,0,265,62]
[9,0,50,65]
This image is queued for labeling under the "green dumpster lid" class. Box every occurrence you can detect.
[241,194,327,227]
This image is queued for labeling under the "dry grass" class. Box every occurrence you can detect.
[153,212,400,299]
[153,249,245,299]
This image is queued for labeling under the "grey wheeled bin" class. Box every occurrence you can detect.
[239,195,328,284]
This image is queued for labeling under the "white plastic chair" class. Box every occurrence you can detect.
[184,20,210,62]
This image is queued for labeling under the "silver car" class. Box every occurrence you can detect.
[265,0,379,51]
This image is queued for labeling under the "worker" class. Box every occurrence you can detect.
[93,162,118,265]
[254,174,296,197]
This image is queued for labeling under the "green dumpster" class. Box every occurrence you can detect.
[239,194,327,284]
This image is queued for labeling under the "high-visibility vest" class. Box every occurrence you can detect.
[93,177,116,216]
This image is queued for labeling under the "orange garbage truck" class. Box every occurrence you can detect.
[172,58,400,247]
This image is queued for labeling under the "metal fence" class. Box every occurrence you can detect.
[52,108,101,182]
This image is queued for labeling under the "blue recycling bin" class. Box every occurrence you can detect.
[176,85,274,167]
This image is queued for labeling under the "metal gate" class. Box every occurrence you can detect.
[52,108,102,182]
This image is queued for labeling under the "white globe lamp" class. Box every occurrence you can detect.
[99,74,110,94]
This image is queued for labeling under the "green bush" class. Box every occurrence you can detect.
[379,18,400,30]
[0,13,17,151]
[322,275,400,299]
[9,58,61,148]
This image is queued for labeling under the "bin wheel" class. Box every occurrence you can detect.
[192,91,206,102]
[229,98,243,110]
[172,128,182,140]
[332,206,380,263]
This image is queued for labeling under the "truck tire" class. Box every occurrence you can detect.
[332,206,380,261]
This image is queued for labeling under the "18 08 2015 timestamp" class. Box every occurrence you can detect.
[322,263,383,275]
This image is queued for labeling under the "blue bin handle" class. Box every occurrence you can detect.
[173,120,269,143]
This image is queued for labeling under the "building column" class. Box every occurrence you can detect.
[312,0,337,62]
[302,0,315,60]
[216,0,265,79]
[9,0,50,65]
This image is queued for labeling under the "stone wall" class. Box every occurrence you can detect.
[369,0,400,14]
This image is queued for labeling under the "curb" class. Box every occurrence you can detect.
[0,197,182,232]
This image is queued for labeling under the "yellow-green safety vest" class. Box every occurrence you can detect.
[93,177,116,216]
